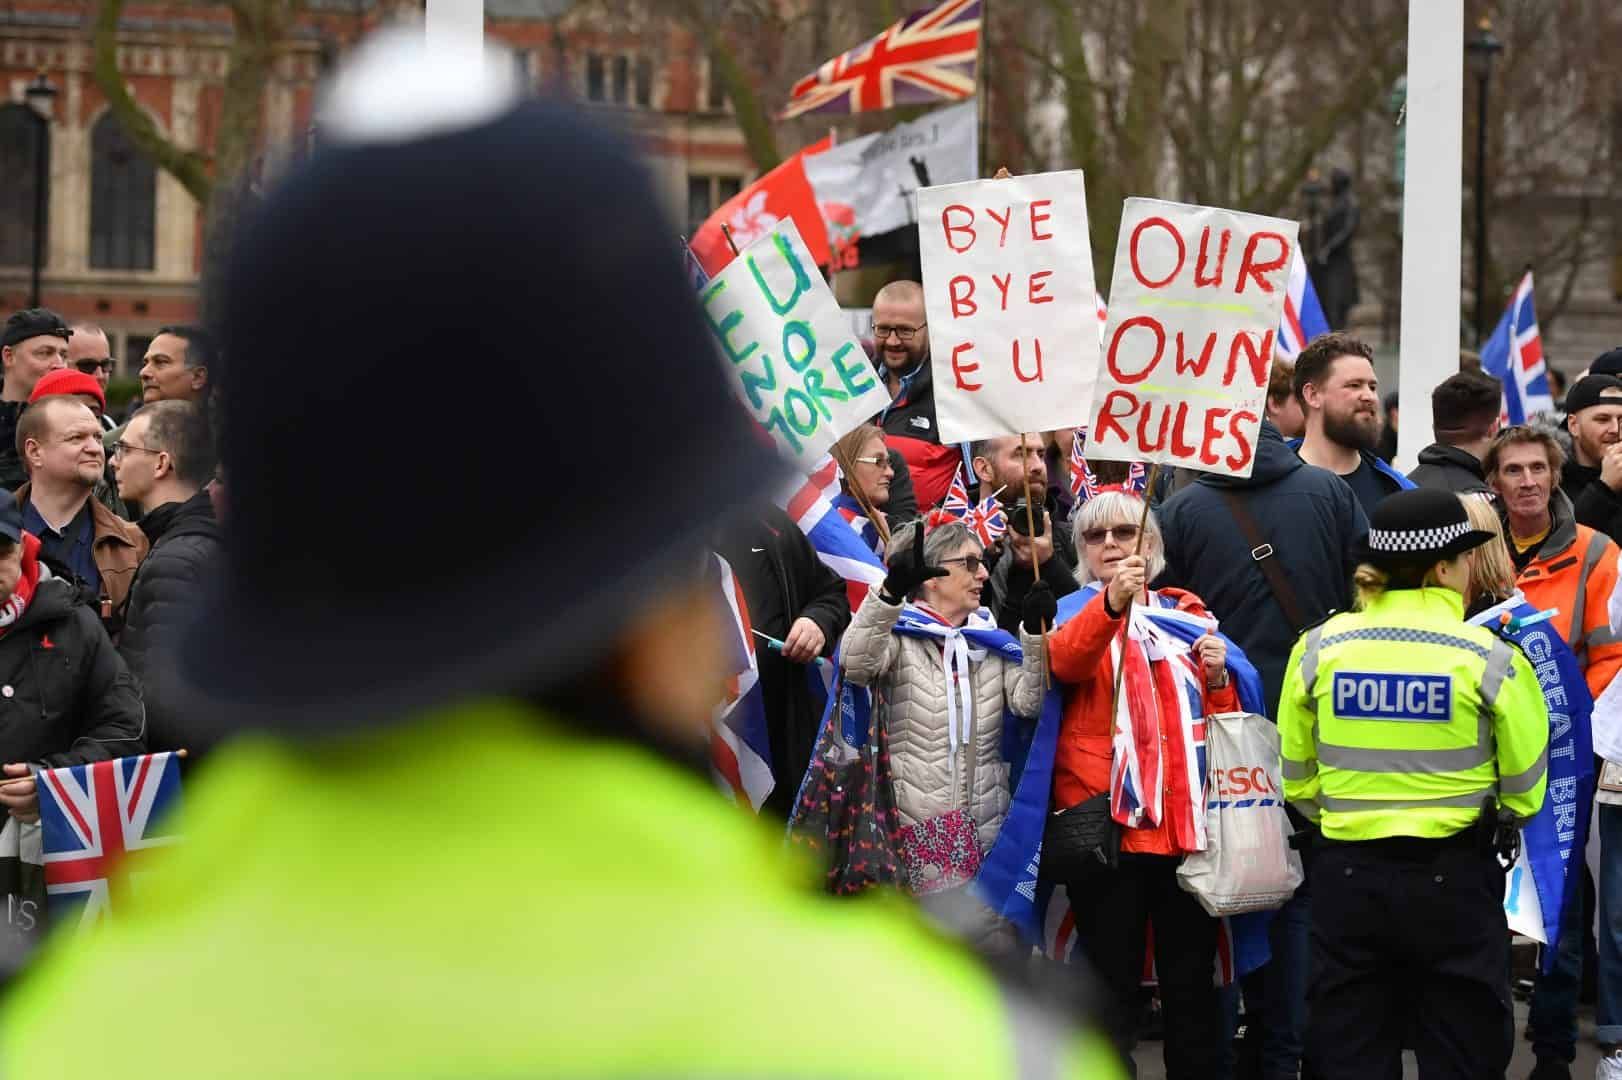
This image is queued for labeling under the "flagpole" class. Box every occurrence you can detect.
[1107,464,1163,715]
[976,0,989,176]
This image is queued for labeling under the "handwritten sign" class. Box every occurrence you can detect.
[699,218,890,470]
[1085,198,1298,478]
[917,169,1099,443]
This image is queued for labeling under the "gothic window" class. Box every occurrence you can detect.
[90,112,155,271]
[0,105,41,266]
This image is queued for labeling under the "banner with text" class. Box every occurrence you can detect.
[804,101,978,268]
[1085,198,1298,478]
[917,169,1100,444]
[700,218,890,470]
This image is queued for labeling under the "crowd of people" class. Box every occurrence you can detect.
[0,45,1610,1080]
[730,282,1621,1079]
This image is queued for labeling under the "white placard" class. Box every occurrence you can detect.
[699,218,890,470]
[916,169,1099,443]
[1085,198,1299,478]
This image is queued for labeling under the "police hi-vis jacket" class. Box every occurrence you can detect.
[1279,587,1549,841]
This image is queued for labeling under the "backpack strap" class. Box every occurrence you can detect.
[1219,489,1309,634]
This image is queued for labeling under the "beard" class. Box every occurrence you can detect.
[881,341,926,375]
[1322,404,1380,453]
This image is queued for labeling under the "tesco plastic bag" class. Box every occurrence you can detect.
[1177,711,1303,917]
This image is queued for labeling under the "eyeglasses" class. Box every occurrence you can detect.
[872,322,925,342]
[850,454,889,467]
[1081,524,1142,546]
[110,441,160,459]
[74,359,113,374]
[939,554,984,575]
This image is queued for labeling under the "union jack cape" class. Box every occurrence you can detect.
[781,0,980,120]
[1480,271,1554,424]
[710,555,774,812]
[38,752,183,929]
[778,456,887,611]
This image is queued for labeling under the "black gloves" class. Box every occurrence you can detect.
[1022,581,1057,634]
[880,525,948,604]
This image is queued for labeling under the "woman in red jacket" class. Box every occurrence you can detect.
[1043,488,1238,1079]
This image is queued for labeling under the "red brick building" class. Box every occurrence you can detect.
[0,1,752,378]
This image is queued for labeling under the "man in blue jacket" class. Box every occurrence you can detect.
[1292,331,1414,514]
[1157,417,1368,1080]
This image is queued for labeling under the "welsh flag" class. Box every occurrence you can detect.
[689,137,832,277]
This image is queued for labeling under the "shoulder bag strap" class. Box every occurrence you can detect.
[1218,489,1309,634]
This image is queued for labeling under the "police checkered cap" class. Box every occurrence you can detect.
[1361,488,1496,565]
[1367,519,1472,554]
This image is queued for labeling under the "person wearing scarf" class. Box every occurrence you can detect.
[1035,488,1238,1079]
[840,518,1045,952]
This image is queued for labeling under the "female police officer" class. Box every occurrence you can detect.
[1278,487,1548,1079]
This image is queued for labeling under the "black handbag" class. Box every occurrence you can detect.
[1040,792,1120,883]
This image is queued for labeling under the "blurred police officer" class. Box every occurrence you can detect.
[1279,488,1549,1078]
[0,31,1118,1080]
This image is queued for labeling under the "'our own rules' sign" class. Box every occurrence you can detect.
[1086,199,1299,478]
[917,170,1100,443]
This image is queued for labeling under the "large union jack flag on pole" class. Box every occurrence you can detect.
[780,0,981,120]
[1480,270,1554,425]
[38,752,183,930]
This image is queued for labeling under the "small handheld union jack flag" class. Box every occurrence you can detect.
[37,752,183,931]
[1070,429,1149,504]
[966,496,1008,547]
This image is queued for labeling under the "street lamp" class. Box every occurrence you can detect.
[22,72,55,310]
[1466,17,1502,345]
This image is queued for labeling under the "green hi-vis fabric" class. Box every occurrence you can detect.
[1279,587,1548,841]
[1,701,1121,1079]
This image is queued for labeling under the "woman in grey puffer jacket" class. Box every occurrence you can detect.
[841,520,1045,950]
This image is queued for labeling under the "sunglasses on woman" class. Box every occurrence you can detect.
[1080,524,1141,546]
[938,554,984,575]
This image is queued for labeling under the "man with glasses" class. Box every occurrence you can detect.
[1156,417,1368,1080]
[66,323,116,430]
[871,280,960,511]
[113,401,219,754]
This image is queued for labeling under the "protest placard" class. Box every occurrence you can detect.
[699,218,890,471]
[1085,198,1299,478]
[916,169,1099,444]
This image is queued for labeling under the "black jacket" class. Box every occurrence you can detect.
[0,576,145,766]
[1408,443,1491,496]
[118,492,222,753]
[0,401,24,494]
[1560,458,1622,544]
[1157,421,1368,717]
[713,506,851,819]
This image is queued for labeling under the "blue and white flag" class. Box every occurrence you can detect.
[1472,596,1595,965]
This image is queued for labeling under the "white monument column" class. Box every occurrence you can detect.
[1396,0,1464,470]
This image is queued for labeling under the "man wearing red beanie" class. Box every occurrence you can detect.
[28,369,106,419]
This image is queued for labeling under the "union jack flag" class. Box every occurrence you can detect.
[1069,428,1148,503]
[710,555,774,812]
[1481,271,1554,425]
[779,456,887,610]
[1275,252,1331,362]
[780,0,980,120]
[965,495,1008,547]
[38,753,183,930]
[939,467,972,518]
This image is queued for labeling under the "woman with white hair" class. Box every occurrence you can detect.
[1038,488,1238,1078]
[840,518,1046,950]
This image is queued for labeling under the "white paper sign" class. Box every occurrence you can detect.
[803,101,978,240]
[1085,198,1299,478]
[916,169,1099,443]
[699,218,890,470]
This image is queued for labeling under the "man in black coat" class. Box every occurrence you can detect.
[112,401,220,753]
[1407,369,1500,496]
[970,433,1079,635]
[1559,373,1622,544]
[713,504,851,819]
[0,490,145,821]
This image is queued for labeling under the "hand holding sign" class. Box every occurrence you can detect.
[699,219,890,470]
[1086,198,1299,478]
